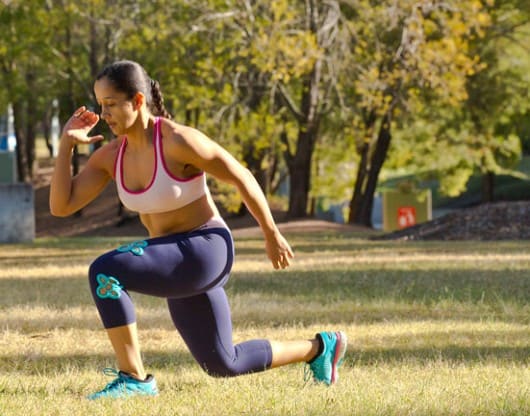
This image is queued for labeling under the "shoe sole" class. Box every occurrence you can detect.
[330,331,347,384]
[87,389,158,400]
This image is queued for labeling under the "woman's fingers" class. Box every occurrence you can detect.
[272,247,294,269]
[73,106,87,118]
[62,106,102,145]
[68,107,100,131]
[72,106,99,123]
[76,108,99,124]
[266,234,294,270]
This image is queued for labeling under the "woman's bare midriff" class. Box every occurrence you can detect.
[138,194,221,238]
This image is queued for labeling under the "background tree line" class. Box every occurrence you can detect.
[1,0,529,226]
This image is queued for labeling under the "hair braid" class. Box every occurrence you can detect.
[150,79,172,119]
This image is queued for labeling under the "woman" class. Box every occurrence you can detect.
[50,60,347,400]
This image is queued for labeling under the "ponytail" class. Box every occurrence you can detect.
[150,79,172,119]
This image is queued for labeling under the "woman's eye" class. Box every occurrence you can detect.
[99,103,115,111]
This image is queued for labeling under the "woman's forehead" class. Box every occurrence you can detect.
[94,78,124,99]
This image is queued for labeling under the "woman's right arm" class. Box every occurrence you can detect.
[49,107,111,217]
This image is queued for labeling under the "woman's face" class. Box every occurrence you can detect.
[94,77,139,135]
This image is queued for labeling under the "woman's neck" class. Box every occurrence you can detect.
[124,113,155,149]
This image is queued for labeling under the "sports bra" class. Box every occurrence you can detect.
[114,117,208,214]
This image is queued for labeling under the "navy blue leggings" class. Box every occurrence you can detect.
[88,223,272,377]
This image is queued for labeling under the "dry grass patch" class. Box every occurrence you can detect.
[0,235,528,415]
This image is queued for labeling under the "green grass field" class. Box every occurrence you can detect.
[0,233,529,415]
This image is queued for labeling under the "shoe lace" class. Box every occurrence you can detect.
[100,368,124,391]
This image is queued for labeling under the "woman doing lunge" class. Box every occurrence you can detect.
[49,60,347,400]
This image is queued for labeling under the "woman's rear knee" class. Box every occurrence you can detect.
[199,358,239,378]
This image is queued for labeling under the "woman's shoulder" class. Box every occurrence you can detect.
[159,118,204,144]
[91,137,122,158]
[87,137,123,174]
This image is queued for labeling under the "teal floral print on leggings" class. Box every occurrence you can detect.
[117,240,148,256]
[96,273,123,299]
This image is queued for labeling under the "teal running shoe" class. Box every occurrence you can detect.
[305,331,347,385]
[87,368,158,400]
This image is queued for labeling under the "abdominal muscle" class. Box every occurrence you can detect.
[138,193,221,238]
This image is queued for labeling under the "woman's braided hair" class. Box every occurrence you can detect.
[96,60,172,119]
[150,79,172,119]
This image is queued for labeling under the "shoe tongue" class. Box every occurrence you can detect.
[118,371,136,380]
[119,371,150,382]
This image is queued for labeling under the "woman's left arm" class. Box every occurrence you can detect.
[170,125,294,270]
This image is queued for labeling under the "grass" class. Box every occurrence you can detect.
[0,233,529,415]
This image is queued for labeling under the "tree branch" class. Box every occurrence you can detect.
[277,83,304,122]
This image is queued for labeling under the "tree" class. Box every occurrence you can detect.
[387,1,530,204]
[215,0,346,218]
[463,0,529,202]
[342,0,493,226]
[124,0,339,216]
[0,0,59,182]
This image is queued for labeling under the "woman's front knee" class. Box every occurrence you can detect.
[89,254,111,278]
[88,255,123,298]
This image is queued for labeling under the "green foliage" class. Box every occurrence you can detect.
[312,130,358,206]
[343,0,490,120]
[248,0,321,83]
[1,0,529,209]
[371,1,529,199]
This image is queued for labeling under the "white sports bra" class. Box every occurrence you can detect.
[114,117,208,214]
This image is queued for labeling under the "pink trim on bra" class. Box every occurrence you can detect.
[118,130,158,195]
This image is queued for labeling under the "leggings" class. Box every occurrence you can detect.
[88,218,272,377]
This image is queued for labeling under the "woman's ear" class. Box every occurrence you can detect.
[133,92,145,110]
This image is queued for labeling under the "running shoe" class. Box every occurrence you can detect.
[305,331,347,385]
[87,368,158,400]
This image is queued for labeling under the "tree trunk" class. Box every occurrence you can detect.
[42,104,53,157]
[349,112,393,226]
[287,127,316,218]
[243,144,267,193]
[284,0,322,218]
[12,101,30,183]
[481,171,495,203]
[25,108,36,179]
[348,109,376,224]
[348,139,370,224]
[24,72,37,179]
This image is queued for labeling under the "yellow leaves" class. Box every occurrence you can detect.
[251,28,321,82]
[271,0,296,22]
[245,0,323,81]
[422,19,438,37]
[347,0,496,119]
[439,166,474,197]
[446,14,468,38]
[476,12,491,27]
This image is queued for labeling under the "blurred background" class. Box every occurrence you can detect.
[0,0,529,238]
